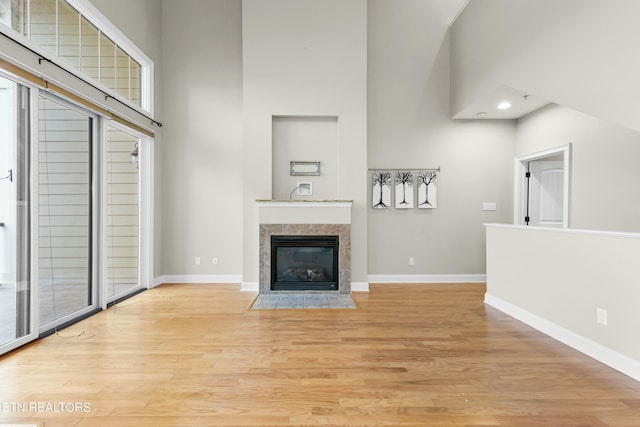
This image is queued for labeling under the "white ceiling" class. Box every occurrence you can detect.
[451,85,550,120]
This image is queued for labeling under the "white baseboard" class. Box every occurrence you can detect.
[153,275,243,287]
[243,277,484,292]
[485,293,640,383]
[152,275,484,292]
[241,282,259,292]
[368,274,486,284]
[351,281,369,292]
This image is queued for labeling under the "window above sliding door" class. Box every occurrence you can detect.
[0,0,151,113]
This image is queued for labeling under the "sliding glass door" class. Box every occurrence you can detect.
[38,95,97,331]
[0,75,33,352]
[0,70,151,354]
[105,125,141,302]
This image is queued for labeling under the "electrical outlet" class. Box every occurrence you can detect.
[297,182,312,196]
[213,257,218,265]
[195,257,201,266]
[409,257,415,266]
[596,308,608,326]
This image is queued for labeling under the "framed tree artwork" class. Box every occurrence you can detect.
[395,171,414,209]
[372,171,391,209]
[418,170,437,208]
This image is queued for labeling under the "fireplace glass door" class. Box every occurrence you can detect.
[271,236,339,291]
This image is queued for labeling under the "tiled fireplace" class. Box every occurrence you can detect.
[270,234,340,291]
[257,201,352,294]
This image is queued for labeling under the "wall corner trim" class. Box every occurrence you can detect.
[485,293,640,383]
[152,276,164,288]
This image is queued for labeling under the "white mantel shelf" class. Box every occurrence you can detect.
[257,200,352,225]
[256,200,353,208]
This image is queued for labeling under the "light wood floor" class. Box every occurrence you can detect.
[1,283,639,426]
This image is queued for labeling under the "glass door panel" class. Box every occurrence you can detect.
[38,96,95,329]
[106,125,140,302]
[0,76,32,353]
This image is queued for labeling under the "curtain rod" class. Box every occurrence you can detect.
[368,167,441,172]
[0,30,163,129]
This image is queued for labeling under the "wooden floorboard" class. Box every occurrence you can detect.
[1,283,639,426]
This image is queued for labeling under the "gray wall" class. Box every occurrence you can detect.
[517,104,640,233]
[159,0,244,276]
[451,0,640,233]
[367,0,515,276]
[89,1,627,281]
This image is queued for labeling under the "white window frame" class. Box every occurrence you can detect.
[66,0,154,114]
[0,0,154,116]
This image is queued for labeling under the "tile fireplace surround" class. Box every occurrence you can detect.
[257,200,352,294]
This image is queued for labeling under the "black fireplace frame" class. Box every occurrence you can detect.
[270,235,339,291]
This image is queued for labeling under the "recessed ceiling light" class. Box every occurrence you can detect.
[497,101,512,110]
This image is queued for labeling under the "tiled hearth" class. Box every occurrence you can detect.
[259,223,351,294]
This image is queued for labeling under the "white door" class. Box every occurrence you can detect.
[527,160,564,227]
